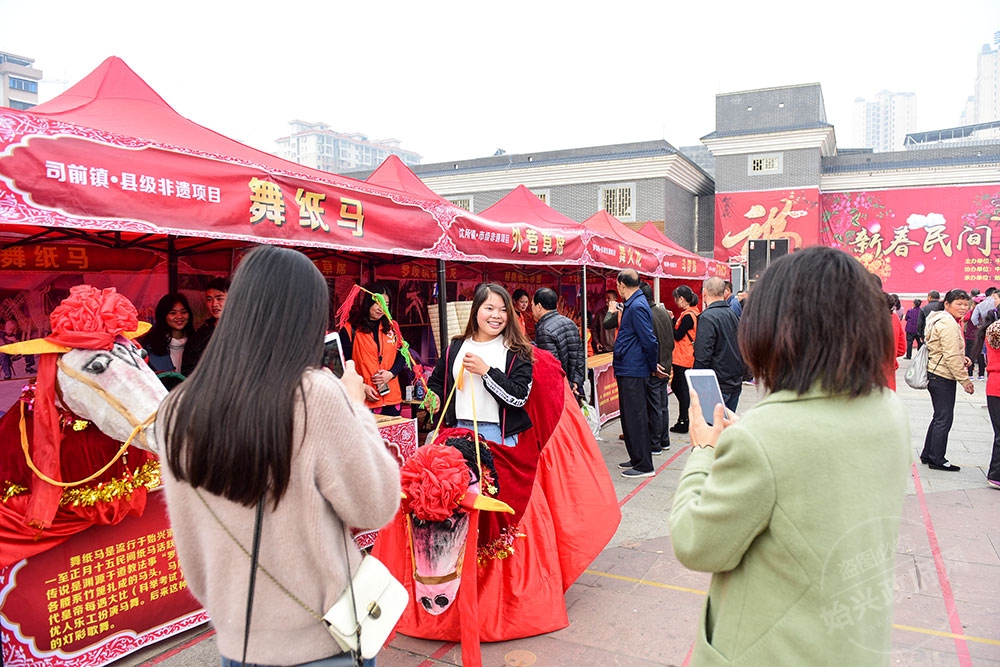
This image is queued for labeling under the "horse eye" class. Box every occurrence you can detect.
[419,597,433,610]
[83,353,113,374]
[137,348,148,360]
[434,595,449,607]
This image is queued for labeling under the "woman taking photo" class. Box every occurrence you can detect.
[669,246,910,665]
[340,283,406,416]
[158,246,400,667]
[143,293,194,376]
[427,283,534,447]
[670,285,699,433]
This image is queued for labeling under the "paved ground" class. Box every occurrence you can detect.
[9,356,996,667]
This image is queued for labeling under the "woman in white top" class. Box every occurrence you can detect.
[427,284,534,447]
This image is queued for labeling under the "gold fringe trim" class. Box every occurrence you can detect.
[59,460,162,508]
[2,481,28,503]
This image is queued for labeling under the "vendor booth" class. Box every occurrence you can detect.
[1,56,724,667]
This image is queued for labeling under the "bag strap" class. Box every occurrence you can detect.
[342,525,363,665]
[241,497,265,666]
[195,490,323,622]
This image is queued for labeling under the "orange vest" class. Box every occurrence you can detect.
[673,306,699,368]
[344,323,402,408]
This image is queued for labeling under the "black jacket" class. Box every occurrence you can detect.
[917,300,943,339]
[693,300,745,394]
[180,318,217,377]
[427,339,533,439]
[533,310,585,397]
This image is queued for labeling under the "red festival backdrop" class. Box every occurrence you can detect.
[714,189,821,264]
[818,185,1000,293]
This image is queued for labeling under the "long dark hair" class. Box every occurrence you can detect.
[144,293,194,357]
[457,283,533,362]
[162,245,330,507]
[348,283,391,335]
[739,246,890,397]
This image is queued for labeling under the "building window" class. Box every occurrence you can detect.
[533,189,550,205]
[748,153,783,175]
[8,76,37,93]
[9,100,34,110]
[600,185,634,221]
[448,197,473,211]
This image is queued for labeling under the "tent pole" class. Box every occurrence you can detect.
[437,260,448,355]
[167,235,178,294]
[581,265,589,392]
[654,277,660,305]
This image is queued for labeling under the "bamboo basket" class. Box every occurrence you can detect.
[428,301,473,349]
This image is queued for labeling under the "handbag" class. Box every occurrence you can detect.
[198,490,403,666]
[904,341,930,389]
[322,531,409,659]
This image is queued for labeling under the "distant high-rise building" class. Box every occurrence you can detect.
[851,90,917,152]
[275,120,421,174]
[960,43,1000,125]
[0,51,42,111]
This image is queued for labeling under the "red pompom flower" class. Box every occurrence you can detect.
[400,444,470,522]
[50,285,138,337]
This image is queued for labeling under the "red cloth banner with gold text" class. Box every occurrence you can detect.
[714,189,821,263]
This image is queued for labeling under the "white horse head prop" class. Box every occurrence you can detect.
[1,285,166,453]
[55,337,167,451]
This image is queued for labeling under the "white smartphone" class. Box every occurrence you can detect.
[685,369,727,426]
[322,331,346,378]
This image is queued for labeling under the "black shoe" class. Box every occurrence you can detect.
[652,448,664,455]
[621,468,655,478]
[618,461,637,469]
[927,462,961,472]
[920,457,930,465]
[669,422,688,434]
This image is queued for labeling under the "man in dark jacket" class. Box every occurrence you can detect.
[531,288,585,401]
[917,290,943,343]
[612,270,659,479]
[694,277,745,412]
[180,276,230,377]
[640,282,674,454]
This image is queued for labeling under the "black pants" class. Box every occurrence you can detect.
[618,375,653,472]
[921,373,956,465]
[986,396,1000,482]
[671,365,690,424]
[647,375,670,450]
[721,388,741,414]
[905,333,921,358]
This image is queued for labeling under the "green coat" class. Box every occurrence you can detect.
[670,387,910,666]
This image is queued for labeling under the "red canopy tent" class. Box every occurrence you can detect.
[637,222,729,280]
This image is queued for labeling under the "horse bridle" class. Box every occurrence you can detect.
[18,358,159,489]
[56,358,158,451]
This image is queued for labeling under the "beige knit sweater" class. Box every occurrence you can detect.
[159,368,401,665]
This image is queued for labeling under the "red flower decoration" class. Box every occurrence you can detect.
[400,444,470,522]
[50,286,138,337]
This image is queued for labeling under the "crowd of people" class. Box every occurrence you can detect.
[13,243,999,666]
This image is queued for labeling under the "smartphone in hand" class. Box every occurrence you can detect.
[322,331,346,378]
[685,369,727,426]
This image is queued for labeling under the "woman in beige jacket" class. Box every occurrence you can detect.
[920,288,975,471]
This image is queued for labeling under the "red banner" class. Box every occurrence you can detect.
[714,189,821,263]
[0,134,446,256]
[448,216,586,266]
[819,185,1000,293]
[1,491,206,666]
[591,359,620,425]
[375,262,482,282]
[0,244,161,272]
[587,237,659,274]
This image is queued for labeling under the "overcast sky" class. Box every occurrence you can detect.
[3,0,1000,164]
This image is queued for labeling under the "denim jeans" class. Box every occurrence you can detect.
[455,419,517,447]
[221,655,374,667]
[921,373,957,465]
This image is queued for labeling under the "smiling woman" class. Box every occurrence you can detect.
[426,283,534,448]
